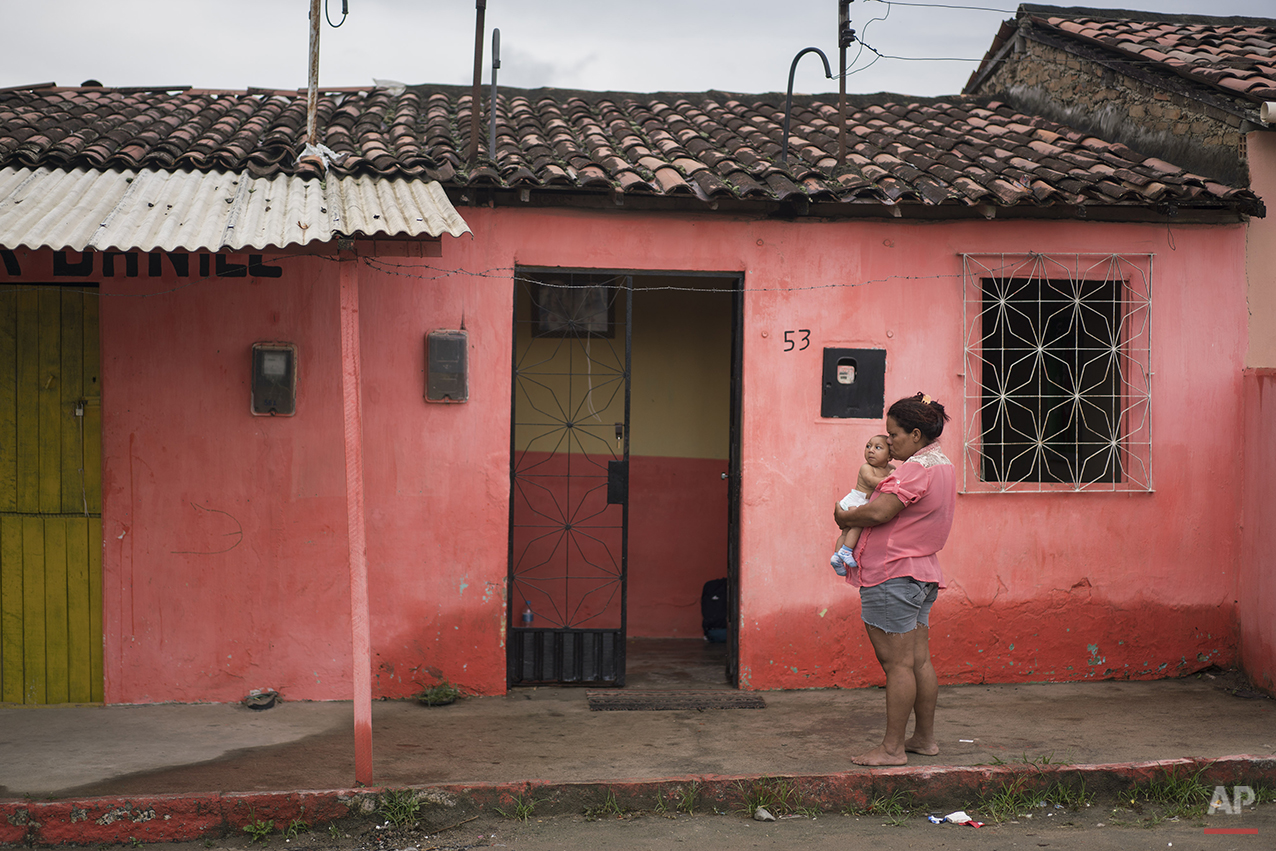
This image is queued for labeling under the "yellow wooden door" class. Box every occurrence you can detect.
[0,285,102,704]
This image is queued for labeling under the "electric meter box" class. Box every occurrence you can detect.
[425,330,468,403]
[250,342,297,416]
[821,347,885,419]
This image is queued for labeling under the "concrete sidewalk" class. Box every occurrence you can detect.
[2,675,1274,844]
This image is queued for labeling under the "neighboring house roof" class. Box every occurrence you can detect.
[0,166,469,253]
[0,86,451,181]
[0,82,1262,242]
[0,86,470,252]
[1041,11,1276,102]
[968,5,1276,124]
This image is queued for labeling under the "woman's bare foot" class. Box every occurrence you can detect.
[852,744,908,766]
[904,736,939,756]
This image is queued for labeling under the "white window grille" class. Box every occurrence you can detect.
[961,253,1152,493]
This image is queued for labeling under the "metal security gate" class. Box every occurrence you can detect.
[508,271,631,685]
[0,285,103,704]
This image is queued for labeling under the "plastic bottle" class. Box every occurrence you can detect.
[521,601,534,626]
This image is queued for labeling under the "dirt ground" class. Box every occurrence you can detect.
[13,667,1270,802]
[132,795,1275,851]
[4,668,1271,849]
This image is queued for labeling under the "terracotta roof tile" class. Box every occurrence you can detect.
[1031,8,1276,106]
[0,84,1260,215]
[686,170,729,197]
[614,170,650,192]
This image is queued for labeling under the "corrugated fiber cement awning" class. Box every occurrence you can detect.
[0,166,470,253]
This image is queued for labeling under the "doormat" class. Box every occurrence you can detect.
[586,690,766,711]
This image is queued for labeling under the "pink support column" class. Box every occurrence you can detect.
[339,255,373,784]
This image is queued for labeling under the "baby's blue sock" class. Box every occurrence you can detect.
[830,546,856,576]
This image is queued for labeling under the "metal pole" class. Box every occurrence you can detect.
[781,48,833,166]
[489,28,501,161]
[838,57,847,166]
[838,0,854,166]
[468,1,487,163]
[306,0,321,146]
[838,45,847,166]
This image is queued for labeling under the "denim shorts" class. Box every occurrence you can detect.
[859,577,939,634]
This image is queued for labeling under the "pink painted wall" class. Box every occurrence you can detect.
[1238,131,1276,695]
[4,203,1252,703]
[453,209,1246,690]
[99,257,360,703]
[1240,369,1276,695]
[1246,131,1276,368]
[4,245,512,703]
[348,257,512,699]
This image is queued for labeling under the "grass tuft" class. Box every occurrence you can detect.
[377,789,421,827]
[1133,766,1212,818]
[975,777,1048,823]
[846,789,915,826]
[736,776,819,818]
[583,788,625,820]
[677,781,700,815]
[282,817,309,839]
[496,788,541,822]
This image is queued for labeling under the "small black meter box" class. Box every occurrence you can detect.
[821,348,886,419]
[425,330,468,403]
[250,342,297,416]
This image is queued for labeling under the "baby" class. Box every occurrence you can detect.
[831,434,895,576]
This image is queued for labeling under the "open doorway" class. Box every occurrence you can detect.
[625,274,739,689]
[507,270,741,689]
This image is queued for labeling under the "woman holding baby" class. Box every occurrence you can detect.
[833,392,957,766]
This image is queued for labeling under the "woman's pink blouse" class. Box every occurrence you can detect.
[848,444,956,588]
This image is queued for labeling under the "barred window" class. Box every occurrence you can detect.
[962,254,1152,493]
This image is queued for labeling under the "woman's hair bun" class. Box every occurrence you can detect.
[888,392,950,441]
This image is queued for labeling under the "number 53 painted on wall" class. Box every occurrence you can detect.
[783,330,811,351]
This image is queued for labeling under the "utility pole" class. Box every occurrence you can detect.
[838,0,855,167]
[306,0,322,146]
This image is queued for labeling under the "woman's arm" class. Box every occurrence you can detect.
[834,493,905,530]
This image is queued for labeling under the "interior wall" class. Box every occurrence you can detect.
[628,278,732,637]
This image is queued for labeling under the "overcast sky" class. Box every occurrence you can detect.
[3,1,1273,99]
